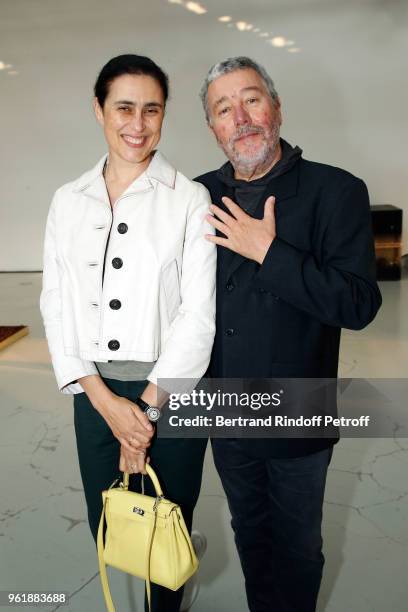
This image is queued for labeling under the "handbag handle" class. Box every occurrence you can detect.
[97,464,163,612]
[122,463,164,497]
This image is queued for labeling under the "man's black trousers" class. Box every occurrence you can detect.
[212,438,333,612]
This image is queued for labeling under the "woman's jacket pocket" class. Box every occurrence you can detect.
[161,259,181,323]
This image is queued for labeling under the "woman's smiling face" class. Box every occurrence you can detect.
[94,73,165,167]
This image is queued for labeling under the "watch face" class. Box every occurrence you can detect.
[147,407,161,422]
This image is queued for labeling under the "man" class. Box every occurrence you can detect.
[195,57,382,612]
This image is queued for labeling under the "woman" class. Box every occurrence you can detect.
[40,54,216,612]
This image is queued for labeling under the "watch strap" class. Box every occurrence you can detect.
[136,396,152,412]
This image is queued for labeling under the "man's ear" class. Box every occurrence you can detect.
[93,97,104,126]
[208,120,216,137]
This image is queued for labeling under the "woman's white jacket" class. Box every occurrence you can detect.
[39,151,216,395]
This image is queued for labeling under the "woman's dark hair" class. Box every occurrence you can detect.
[94,54,169,107]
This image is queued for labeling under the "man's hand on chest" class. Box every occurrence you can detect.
[205,195,277,265]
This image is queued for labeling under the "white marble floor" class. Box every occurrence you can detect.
[0,273,407,612]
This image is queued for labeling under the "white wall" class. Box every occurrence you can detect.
[1,0,407,270]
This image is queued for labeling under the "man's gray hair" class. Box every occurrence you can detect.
[200,56,279,123]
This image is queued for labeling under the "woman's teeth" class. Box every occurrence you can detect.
[123,135,145,145]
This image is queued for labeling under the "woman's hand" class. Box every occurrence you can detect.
[78,375,155,452]
[119,444,150,475]
[104,395,155,452]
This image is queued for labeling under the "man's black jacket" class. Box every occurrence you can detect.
[195,156,382,458]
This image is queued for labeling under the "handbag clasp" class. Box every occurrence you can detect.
[133,506,145,516]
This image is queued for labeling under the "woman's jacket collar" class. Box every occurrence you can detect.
[71,150,177,196]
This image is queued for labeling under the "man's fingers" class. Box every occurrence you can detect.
[210,203,237,227]
[263,196,276,220]
[206,214,231,236]
[221,196,245,219]
[205,234,231,248]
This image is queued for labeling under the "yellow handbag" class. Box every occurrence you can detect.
[97,463,199,612]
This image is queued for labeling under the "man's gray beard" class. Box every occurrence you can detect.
[220,126,280,176]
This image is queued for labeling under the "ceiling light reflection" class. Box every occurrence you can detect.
[164,0,300,52]
[236,21,253,31]
[269,36,287,47]
[185,1,206,14]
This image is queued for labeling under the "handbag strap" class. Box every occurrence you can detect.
[97,483,161,612]
[144,499,159,611]
[97,496,115,612]
[123,464,163,496]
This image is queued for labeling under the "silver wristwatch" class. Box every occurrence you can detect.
[136,397,162,422]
